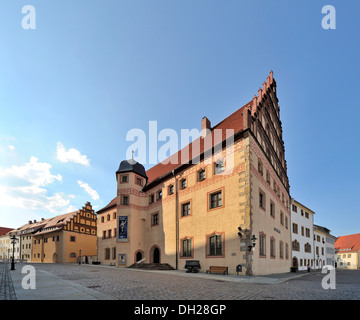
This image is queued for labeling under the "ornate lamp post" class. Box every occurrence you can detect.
[10,235,19,270]
[247,235,258,252]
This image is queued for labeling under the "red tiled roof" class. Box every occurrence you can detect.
[34,211,79,235]
[97,71,278,214]
[97,197,117,214]
[97,102,250,213]
[0,227,14,236]
[145,102,250,185]
[335,233,360,253]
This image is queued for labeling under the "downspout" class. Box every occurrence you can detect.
[245,131,253,276]
[173,170,179,270]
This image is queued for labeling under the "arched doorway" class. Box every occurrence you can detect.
[292,257,298,268]
[150,245,160,264]
[135,251,143,262]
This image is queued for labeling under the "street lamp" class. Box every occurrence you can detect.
[79,249,82,265]
[10,235,18,271]
[248,235,258,252]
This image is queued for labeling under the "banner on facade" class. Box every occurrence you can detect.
[118,216,128,240]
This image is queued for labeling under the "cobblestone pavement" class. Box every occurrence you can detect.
[0,262,17,300]
[13,263,359,300]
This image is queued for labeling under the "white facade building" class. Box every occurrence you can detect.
[313,225,326,269]
[0,232,20,261]
[291,199,315,271]
[314,225,336,269]
[0,234,10,260]
[6,230,22,261]
[326,234,337,267]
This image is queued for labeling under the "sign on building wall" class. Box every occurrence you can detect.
[119,253,126,265]
[118,216,128,240]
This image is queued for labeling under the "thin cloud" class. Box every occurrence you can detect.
[0,187,74,214]
[0,156,62,186]
[77,180,99,201]
[56,142,90,167]
[0,157,70,214]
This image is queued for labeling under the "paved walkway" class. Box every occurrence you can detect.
[1,262,115,300]
[1,262,312,300]
[0,262,17,300]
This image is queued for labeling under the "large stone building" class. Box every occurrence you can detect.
[97,71,292,276]
[31,202,97,264]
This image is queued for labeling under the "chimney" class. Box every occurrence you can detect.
[201,116,211,138]
[28,220,32,224]
[33,219,36,223]
[41,218,44,221]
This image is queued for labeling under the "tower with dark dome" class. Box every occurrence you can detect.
[116,159,148,182]
[115,158,148,265]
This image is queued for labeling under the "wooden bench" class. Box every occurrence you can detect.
[206,266,228,275]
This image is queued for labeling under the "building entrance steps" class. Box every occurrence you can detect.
[128,263,175,270]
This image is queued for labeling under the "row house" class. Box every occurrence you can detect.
[17,218,49,260]
[1,202,97,264]
[314,224,336,269]
[97,71,292,276]
[290,199,315,271]
[32,202,97,264]
[0,227,14,260]
[290,198,336,271]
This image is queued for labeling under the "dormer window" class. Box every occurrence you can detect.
[214,160,224,175]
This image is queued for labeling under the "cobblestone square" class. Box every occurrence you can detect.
[2,262,359,301]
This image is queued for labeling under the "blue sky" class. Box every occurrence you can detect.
[0,0,359,237]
